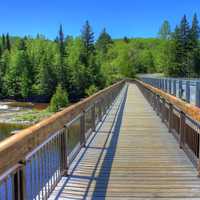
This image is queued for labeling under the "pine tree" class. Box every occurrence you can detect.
[190,14,200,75]
[81,20,95,60]
[58,24,65,58]
[96,28,113,55]
[56,24,69,90]
[2,34,6,51]
[179,15,190,49]
[6,33,11,51]
[158,20,171,40]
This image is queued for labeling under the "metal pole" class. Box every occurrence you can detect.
[168,103,173,133]
[173,80,176,96]
[179,111,185,149]
[186,81,190,103]
[179,80,183,99]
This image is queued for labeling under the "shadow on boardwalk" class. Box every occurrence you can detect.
[52,85,128,200]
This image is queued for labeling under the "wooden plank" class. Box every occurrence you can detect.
[49,83,200,199]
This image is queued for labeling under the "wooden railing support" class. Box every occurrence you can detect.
[161,98,166,122]
[186,81,190,103]
[12,162,26,200]
[80,112,86,147]
[92,105,96,132]
[173,80,176,96]
[61,127,68,176]
[168,103,173,133]
[179,111,185,149]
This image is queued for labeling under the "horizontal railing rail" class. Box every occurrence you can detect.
[139,77,200,107]
[136,79,200,176]
[0,80,125,200]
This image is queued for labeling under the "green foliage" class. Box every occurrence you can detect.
[165,14,200,77]
[158,20,171,40]
[49,84,69,112]
[0,16,199,103]
[85,85,98,96]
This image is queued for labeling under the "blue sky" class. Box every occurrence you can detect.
[1,0,199,39]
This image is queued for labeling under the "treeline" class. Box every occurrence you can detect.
[159,14,200,77]
[0,15,199,102]
[0,21,120,101]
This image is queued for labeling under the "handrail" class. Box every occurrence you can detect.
[136,79,200,176]
[0,79,125,200]
[136,79,200,123]
[139,77,200,106]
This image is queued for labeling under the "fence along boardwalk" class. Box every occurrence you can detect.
[49,83,200,199]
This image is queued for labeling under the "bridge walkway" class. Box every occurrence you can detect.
[49,83,200,199]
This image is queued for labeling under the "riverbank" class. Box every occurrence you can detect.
[0,109,52,125]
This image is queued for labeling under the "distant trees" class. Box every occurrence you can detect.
[165,14,200,77]
[0,15,199,102]
[158,20,171,40]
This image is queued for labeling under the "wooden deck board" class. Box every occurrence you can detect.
[49,83,200,199]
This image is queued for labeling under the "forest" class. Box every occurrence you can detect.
[0,14,199,107]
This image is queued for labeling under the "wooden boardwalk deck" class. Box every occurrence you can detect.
[49,83,200,200]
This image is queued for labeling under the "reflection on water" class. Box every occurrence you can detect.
[0,123,28,141]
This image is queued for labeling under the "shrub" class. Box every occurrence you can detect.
[49,84,69,112]
[85,85,98,96]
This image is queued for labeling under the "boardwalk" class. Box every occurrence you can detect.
[49,83,200,199]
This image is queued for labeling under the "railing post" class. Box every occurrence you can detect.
[13,163,26,200]
[92,104,96,132]
[61,127,68,176]
[156,95,160,115]
[169,79,172,94]
[80,112,86,147]
[179,111,185,149]
[179,80,183,99]
[173,80,176,96]
[186,81,190,103]
[99,100,102,121]
[168,103,173,133]
[196,82,200,107]
[161,98,166,122]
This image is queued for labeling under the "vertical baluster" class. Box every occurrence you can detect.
[14,164,26,200]
[92,104,95,132]
[169,79,172,94]
[161,98,166,123]
[173,80,176,96]
[61,127,68,176]
[186,80,190,103]
[179,111,186,149]
[168,103,173,133]
[179,80,183,99]
[80,112,86,147]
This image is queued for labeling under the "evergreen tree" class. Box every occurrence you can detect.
[158,20,171,40]
[6,33,11,51]
[190,13,200,48]
[190,14,200,75]
[2,34,6,51]
[56,24,69,89]
[123,36,130,43]
[96,28,113,55]
[81,20,95,65]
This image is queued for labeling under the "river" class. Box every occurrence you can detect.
[0,101,48,142]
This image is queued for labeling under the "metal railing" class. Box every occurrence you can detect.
[0,80,125,200]
[140,77,200,107]
[137,80,200,175]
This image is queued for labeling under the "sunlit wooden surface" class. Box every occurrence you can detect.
[49,83,200,199]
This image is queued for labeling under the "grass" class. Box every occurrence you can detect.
[15,109,53,124]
